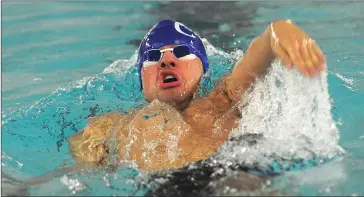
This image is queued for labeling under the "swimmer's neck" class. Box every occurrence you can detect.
[170,94,194,111]
[173,85,204,111]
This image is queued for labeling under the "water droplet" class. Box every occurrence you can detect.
[266,180,271,185]
[219,23,232,32]
[324,187,331,193]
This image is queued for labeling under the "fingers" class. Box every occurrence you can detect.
[311,40,326,70]
[293,42,308,76]
[307,39,320,68]
[282,39,309,76]
[280,38,326,77]
[272,41,293,69]
[300,39,317,76]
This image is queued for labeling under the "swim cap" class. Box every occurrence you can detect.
[137,19,209,89]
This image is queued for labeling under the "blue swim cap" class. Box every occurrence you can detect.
[137,20,209,89]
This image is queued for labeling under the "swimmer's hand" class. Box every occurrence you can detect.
[268,20,326,77]
[217,19,326,102]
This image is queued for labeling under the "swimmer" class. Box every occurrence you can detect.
[68,19,326,172]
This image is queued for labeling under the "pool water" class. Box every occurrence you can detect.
[2,2,364,196]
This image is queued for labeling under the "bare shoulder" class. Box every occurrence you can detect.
[67,110,139,166]
[73,109,140,139]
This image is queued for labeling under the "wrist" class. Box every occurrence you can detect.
[263,23,275,59]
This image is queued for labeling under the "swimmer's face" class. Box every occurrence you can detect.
[141,45,204,108]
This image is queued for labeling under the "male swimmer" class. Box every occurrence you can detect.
[68,19,326,172]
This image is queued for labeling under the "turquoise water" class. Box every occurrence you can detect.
[2,2,364,196]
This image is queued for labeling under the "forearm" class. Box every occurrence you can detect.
[225,22,276,102]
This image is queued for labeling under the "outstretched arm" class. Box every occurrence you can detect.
[224,19,326,102]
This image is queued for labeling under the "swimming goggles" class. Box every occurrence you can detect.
[142,45,197,67]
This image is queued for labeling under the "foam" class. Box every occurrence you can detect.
[213,58,345,168]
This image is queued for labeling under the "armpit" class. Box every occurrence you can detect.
[207,75,236,112]
[183,76,241,132]
[218,74,253,103]
[206,75,243,122]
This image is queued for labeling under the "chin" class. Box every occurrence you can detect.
[158,93,189,103]
[158,90,193,106]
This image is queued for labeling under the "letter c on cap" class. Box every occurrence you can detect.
[174,22,196,38]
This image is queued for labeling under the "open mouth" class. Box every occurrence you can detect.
[159,70,181,89]
[163,75,178,83]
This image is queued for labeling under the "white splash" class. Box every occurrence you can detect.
[60,175,86,194]
[335,73,356,91]
[203,38,231,57]
[102,53,138,75]
[217,59,344,166]
[335,73,355,86]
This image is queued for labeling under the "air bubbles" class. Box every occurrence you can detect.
[324,187,331,193]
[60,175,86,194]
[103,174,111,187]
[219,23,232,32]
[266,180,271,186]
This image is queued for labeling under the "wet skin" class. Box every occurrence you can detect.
[68,20,326,172]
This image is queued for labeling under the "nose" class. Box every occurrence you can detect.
[159,51,176,69]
